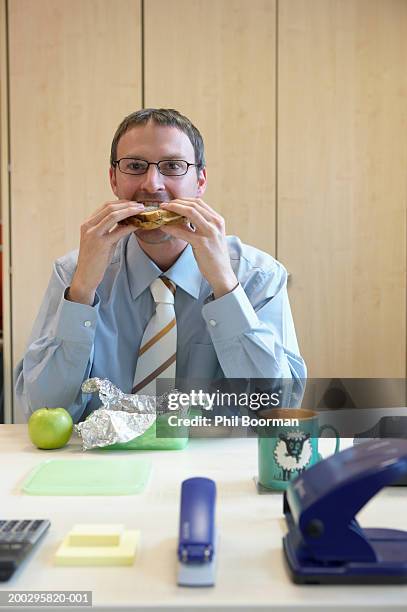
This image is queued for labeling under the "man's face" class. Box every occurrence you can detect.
[109,121,207,244]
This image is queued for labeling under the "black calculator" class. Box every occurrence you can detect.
[0,519,50,581]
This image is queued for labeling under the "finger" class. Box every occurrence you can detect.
[160,223,198,243]
[169,197,220,219]
[88,200,130,220]
[160,200,212,233]
[181,198,219,215]
[108,222,139,242]
[88,200,143,226]
[88,200,144,227]
[90,204,146,236]
[162,198,224,229]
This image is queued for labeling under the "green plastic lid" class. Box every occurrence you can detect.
[22,458,151,496]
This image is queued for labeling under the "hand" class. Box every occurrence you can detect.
[68,200,145,305]
[160,198,238,299]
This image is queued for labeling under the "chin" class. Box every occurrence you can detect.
[135,229,175,245]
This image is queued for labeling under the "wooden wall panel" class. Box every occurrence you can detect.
[6,0,407,424]
[0,0,12,422]
[9,0,141,421]
[278,0,407,377]
[144,0,276,256]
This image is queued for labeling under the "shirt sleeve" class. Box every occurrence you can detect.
[201,263,306,398]
[14,260,100,423]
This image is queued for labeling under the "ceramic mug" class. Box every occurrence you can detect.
[257,408,340,491]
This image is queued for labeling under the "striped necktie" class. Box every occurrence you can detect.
[132,276,176,396]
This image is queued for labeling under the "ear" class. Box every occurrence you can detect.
[109,166,119,197]
[196,166,207,197]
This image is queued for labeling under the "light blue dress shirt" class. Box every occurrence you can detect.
[14,234,306,423]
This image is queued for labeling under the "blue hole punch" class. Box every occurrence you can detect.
[283,439,407,584]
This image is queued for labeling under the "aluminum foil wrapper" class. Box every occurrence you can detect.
[75,377,186,450]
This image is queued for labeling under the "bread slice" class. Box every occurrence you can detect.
[119,205,187,230]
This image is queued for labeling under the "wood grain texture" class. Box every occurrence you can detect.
[278,0,407,377]
[9,0,141,419]
[144,0,277,255]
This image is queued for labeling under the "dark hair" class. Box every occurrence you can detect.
[110,108,205,174]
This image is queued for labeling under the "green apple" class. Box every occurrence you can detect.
[28,407,73,450]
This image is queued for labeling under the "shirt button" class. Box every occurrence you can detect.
[84,320,92,328]
[209,319,217,327]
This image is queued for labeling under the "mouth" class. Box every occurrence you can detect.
[121,194,184,235]
[132,194,168,205]
[140,201,162,209]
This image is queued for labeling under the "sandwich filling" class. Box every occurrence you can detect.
[119,201,187,229]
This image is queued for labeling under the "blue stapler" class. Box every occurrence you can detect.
[283,439,407,584]
[177,477,217,587]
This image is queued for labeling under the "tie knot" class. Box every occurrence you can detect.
[150,277,175,304]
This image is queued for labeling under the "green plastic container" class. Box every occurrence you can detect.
[22,458,151,496]
[103,410,189,451]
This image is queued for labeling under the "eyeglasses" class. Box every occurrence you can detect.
[113,158,199,176]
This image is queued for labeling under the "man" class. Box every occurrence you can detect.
[15,108,306,423]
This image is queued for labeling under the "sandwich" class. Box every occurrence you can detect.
[119,203,187,230]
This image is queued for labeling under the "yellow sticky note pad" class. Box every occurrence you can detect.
[68,524,124,547]
[55,528,139,566]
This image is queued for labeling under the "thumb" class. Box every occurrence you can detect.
[160,223,195,240]
[108,224,136,244]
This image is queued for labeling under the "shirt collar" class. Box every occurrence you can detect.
[126,234,202,300]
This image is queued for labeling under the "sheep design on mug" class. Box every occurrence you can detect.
[273,431,312,481]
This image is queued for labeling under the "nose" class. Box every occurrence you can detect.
[139,163,165,193]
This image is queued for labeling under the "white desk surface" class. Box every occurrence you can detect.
[0,425,406,612]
